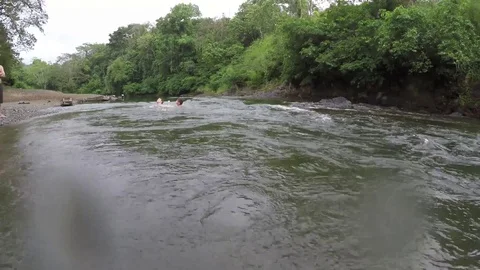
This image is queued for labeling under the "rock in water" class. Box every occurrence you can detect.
[291,96,353,111]
[318,96,353,109]
[449,112,463,117]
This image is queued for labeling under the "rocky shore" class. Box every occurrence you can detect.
[0,88,103,126]
[200,85,479,119]
[0,101,59,126]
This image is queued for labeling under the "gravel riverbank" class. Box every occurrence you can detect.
[0,101,60,126]
[0,88,102,126]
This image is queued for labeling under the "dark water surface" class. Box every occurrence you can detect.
[0,98,479,270]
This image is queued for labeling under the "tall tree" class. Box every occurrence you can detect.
[22,58,49,89]
[0,0,48,50]
[107,24,150,59]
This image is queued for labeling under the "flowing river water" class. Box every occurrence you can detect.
[0,97,479,270]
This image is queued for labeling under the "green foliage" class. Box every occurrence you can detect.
[210,34,283,89]
[277,0,480,95]
[0,26,19,83]
[0,0,47,87]
[9,0,480,110]
[0,0,48,50]
[106,57,134,95]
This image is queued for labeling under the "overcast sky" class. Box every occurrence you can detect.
[19,0,245,63]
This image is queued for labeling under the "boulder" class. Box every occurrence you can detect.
[318,96,353,109]
[449,112,463,117]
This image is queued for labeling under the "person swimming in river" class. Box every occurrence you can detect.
[154,97,183,107]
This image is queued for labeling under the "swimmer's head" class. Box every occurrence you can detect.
[176,98,183,106]
[157,98,163,104]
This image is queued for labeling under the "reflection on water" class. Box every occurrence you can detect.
[0,97,479,269]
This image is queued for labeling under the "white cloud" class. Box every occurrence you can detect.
[19,0,245,64]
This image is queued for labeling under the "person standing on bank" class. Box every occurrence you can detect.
[0,65,5,118]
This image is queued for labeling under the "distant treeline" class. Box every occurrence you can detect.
[3,0,480,107]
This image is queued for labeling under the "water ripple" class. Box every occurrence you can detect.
[1,97,479,269]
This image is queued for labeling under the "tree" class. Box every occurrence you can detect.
[0,0,48,50]
[0,25,17,80]
[24,58,49,89]
[105,57,133,95]
[9,0,480,115]
[107,24,150,59]
[279,0,320,17]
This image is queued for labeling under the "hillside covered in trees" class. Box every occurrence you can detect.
[4,0,480,113]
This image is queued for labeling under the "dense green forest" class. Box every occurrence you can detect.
[2,0,480,110]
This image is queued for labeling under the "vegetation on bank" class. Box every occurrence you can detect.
[2,0,480,111]
[0,0,48,79]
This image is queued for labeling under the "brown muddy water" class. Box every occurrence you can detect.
[0,97,479,270]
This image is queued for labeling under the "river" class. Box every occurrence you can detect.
[0,97,479,270]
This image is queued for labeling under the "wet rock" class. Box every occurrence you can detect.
[291,96,354,111]
[255,90,282,99]
[353,103,375,109]
[0,104,59,126]
[250,88,287,99]
[449,112,463,117]
[318,96,353,109]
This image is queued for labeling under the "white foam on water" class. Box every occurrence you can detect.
[313,114,333,122]
[268,104,334,125]
[306,104,357,111]
[269,104,310,112]
[148,103,177,110]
